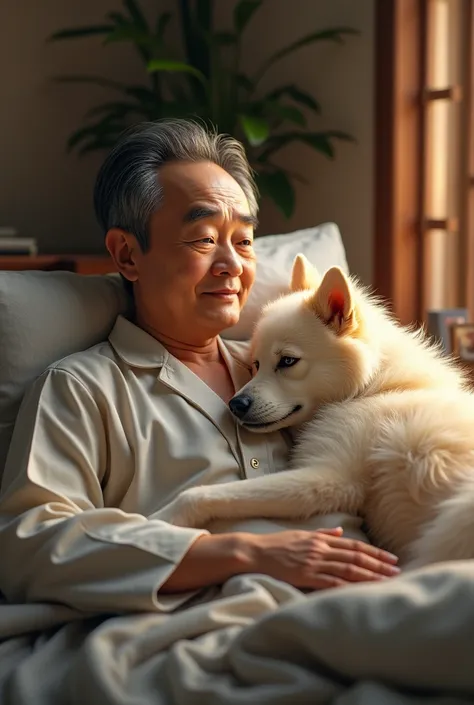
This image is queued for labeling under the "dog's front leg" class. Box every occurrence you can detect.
[156,465,364,528]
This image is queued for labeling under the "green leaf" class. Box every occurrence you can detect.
[104,11,152,64]
[263,101,307,127]
[122,0,149,30]
[103,25,159,48]
[48,25,114,41]
[266,84,321,114]
[255,27,359,83]
[104,26,151,45]
[239,114,270,146]
[258,130,354,161]
[256,170,295,218]
[323,129,356,142]
[125,85,158,103]
[67,120,125,152]
[156,11,172,39]
[147,59,207,83]
[291,133,336,158]
[234,0,261,33]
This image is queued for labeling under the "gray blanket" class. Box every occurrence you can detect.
[0,560,473,704]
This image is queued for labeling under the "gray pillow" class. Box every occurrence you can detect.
[0,271,131,477]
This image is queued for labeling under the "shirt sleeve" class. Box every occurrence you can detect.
[0,368,208,614]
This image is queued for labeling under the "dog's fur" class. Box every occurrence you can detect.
[159,255,474,568]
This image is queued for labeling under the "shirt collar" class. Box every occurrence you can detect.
[108,315,252,373]
[109,315,169,368]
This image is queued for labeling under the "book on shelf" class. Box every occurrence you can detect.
[0,238,38,256]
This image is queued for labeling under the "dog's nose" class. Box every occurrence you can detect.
[229,395,253,419]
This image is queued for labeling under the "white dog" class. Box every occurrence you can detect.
[159,254,474,568]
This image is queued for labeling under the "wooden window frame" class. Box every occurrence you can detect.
[463,0,474,313]
[374,0,473,325]
[374,0,425,325]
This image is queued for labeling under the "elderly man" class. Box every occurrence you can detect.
[0,119,398,618]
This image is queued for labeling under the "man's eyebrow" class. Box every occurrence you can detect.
[240,213,259,229]
[183,206,258,228]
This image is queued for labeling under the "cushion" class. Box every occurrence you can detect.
[0,222,347,476]
[0,272,131,475]
[221,222,348,340]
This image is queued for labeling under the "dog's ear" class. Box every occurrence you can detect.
[309,267,356,335]
[290,254,321,292]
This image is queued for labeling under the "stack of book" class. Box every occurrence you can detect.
[0,227,38,256]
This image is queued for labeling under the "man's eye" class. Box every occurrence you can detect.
[277,356,300,369]
[199,237,214,244]
[240,239,253,246]
[253,360,260,371]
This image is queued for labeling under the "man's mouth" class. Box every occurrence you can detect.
[204,290,239,300]
[240,404,302,429]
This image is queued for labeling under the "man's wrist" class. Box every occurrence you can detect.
[192,532,260,580]
[159,532,261,593]
[229,532,262,575]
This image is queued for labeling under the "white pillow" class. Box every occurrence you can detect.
[221,222,348,340]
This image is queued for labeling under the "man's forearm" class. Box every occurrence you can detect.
[159,533,256,593]
[0,505,209,612]
[159,527,402,594]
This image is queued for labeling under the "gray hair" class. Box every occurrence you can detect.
[93,118,259,251]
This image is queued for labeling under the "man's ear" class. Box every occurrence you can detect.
[308,267,356,335]
[105,228,140,283]
[290,254,321,292]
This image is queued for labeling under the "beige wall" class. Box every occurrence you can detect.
[0,0,374,283]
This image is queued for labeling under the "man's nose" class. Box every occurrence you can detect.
[213,248,243,276]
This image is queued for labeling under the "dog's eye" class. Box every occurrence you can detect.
[277,356,300,369]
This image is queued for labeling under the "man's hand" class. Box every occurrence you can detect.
[245,527,400,589]
[159,527,400,593]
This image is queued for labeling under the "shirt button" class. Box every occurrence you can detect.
[250,458,260,469]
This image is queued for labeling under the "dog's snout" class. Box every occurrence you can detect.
[229,394,253,419]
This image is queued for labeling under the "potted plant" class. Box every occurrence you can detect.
[49,0,357,218]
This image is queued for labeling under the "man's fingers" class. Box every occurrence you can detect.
[315,527,344,537]
[315,561,389,583]
[310,573,346,589]
[323,536,399,564]
[326,548,401,577]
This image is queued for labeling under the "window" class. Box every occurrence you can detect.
[374,0,473,324]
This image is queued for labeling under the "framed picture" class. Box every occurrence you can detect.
[426,308,469,354]
[451,323,474,362]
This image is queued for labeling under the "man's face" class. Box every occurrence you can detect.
[121,160,257,343]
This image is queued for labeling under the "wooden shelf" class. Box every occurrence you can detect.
[0,255,117,275]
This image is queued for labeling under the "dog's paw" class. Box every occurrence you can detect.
[157,488,207,528]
